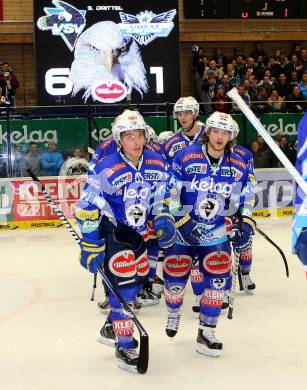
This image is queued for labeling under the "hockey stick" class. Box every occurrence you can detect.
[26,169,149,374]
[255,226,289,277]
[228,248,240,320]
[227,87,307,197]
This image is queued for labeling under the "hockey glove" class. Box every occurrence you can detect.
[79,238,105,273]
[153,213,176,248]
[229,216,256,252]
[294,228,307,266]
[175,214,204,246]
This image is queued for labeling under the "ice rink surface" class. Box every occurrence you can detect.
[1,217,306,390]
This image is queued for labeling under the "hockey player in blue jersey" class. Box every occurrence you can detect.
[164,96,205,164]
[164,96,207,312]
[292,111,307,276]
[164,111,255,357]
[76,109,176,372]
[232,120,257,294]
[90,123,164,310]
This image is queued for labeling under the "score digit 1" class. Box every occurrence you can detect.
[150,67,164,94]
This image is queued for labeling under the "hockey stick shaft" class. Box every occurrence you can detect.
[26,169,149,374]
[227,87,307,197]
[255,226,289,277]
[228,249,240,319]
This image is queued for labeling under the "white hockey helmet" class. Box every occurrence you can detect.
[173,96,199,119]
[205,111,235,141]
[157,131,175,144]
[112,109,148,145]
[146,125,157,141]
[232,119,240,139]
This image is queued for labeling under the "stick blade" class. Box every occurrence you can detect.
[137,334,149,374]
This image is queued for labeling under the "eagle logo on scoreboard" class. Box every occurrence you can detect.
[37,0,86,51]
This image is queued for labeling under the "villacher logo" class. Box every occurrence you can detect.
[37,1,86,51]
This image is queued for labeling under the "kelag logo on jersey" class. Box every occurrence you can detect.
[37,1,86,51]
[119,10,176,46]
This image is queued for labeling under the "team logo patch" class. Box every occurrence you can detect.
[126,204,146,227]
[135,252,149,276]
[109,250,136,277]
[210,278,227,290]
[197,197,220,220]
[164,284,185,304]
[163,255,192,277]
[203,251,231,274]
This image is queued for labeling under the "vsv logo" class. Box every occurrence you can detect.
[37,1,86,51]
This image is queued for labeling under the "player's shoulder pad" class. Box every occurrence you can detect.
[177,143,204,164]
[233,144,253,159]
[143,149,166,169]
[227,150,248,171]
[164,134,182,152]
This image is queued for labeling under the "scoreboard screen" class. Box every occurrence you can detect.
[34,0,181,106]
[184,0,307,19]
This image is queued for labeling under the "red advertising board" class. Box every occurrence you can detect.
[0,176,86,230]
[0,1,3,21]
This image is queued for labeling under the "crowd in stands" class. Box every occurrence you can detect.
[0,142,89,178]
[192,42,307,115]
[0,62,19,108]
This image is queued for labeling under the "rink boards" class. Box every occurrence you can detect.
[0,168,296,230]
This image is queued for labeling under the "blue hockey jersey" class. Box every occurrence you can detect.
[170,144,255,246]
[76,149,170,240]
[163,121,205,164]
[292,112,307,252]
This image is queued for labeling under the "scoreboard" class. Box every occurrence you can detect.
[184,0,307,19]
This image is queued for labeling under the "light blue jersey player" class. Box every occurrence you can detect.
[163,111,255,357]
[292,111,307,276]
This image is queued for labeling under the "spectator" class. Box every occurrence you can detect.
[289,42,302,59]
[202,74,217,113]
[60,148,89,176]
[203,59,224,81]
[275,72,292,99]
[250,141,270,168]
[251,86,269,114]
[210,85,232,113]
[234,55,246,77]
[268,89,286,113]
[285,54,303,81]
[257,135,276,167]
[232,85,250,113]
[225,63,241,86]
[250,42,269,65]
[238,56,256,78]
[258,75,274,96]
[41,141,64,176]
[278,51,289,70]
[300,48,307,71]
[197,55,209,78]
[266,57,283,81]
[254,55,266,80]
[299,71,307,99]
[276,132,297,166]
[212,48,228,71]
[286,85,307,113]
[23,142,42,177]
[220,74,233,93]
[246,74,259,99]
[0,63,19,106]
[289,70,299,87]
